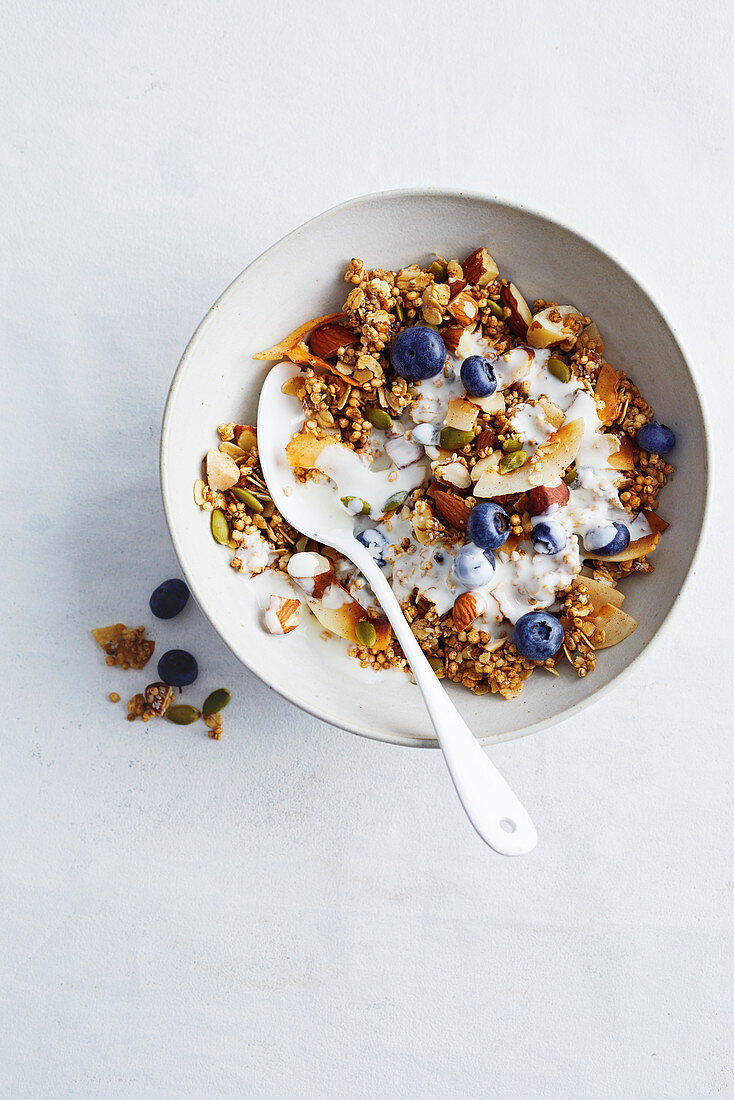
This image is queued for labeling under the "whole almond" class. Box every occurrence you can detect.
[264,595,302,635]
[309,323,358,360]
[452,591,487,632]
[499,282,533,337]
[432,490,472,531]
[476,428,498,454]
[462,247,499,287]
[448,278,468,300]
[526,482,570,516]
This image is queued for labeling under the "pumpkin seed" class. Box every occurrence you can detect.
[415,320,438,331]
[485,299,504,320]
[383,489,409,513]
[394,300,405,322]
[428,259,448,282]
[211,509,229,544]
[428,655,444,673]
[365,407,393,431]
[231,486,264,512]
[498,449,527,474]
[203,688,231,715]
[502,436,523,454]
[166,705,201,726]
[355,620,377,648]
[340,495,370,515]
[548,357,571,383]
[439,427,474,450]
[563,464,578,487]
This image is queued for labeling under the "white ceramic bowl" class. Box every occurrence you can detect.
[161,190,710,748]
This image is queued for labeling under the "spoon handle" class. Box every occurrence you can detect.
[352,550,538,856]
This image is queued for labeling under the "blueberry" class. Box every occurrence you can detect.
[466,502,510,550]
[356,528,387,565]
[390,326,446,381]
[513,611,564,661]
[460,355,497,398]
[157,649,198,687]
[531,520,567,556]
[583,521,630,556]
[149,578,190,619]
[452,544,495,588]
[636,421,676,455]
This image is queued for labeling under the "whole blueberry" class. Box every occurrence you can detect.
[149,578,190,619]
[636,421,676,454]
[583,521,630,556]
[452,544,495,588]
[513,610,564,661]
[460,355,497,398]
[357,528,388,565]
[390,326,446,381]
[157,649,198,687]
[466,502,510,551]
[531,520,567,556]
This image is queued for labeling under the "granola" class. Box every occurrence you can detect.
[194,249,675,699]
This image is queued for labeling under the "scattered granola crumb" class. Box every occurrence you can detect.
[92,623,154,670]
[109,692,120,703]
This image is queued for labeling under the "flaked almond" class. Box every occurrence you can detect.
[452,591,487,632]
[430,489,471,531]
[526,482,570,516]
[309,323,358,360]
[264,595,301,635]
[286,551,334,599]
[447,290,479,327]
[440,326,473,358]
[193,479,206,506]
[205,448,240,491]
[234,424,257,452]
[499,282,533,337]
[462,247,499,287]
[538,396,565,429]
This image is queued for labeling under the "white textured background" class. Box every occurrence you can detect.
[2,2,732,1097]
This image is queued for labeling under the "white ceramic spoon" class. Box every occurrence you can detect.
[257,362,538,856]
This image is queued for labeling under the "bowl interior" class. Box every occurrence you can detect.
[161,191,708,747]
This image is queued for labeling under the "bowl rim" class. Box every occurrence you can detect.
[160,187,713,749]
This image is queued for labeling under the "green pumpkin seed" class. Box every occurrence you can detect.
[211,509,230,544]
[428,259,448,282]
[485,299,504,320]
[415,320,438,331]
[202,688,231,715]
[428,655,444,673]
[548,357,572,383]
[365,407,394,431]
[383,490,409,513]
[562,464,578,487]
[231,487,263,512]
[502,436,523,454]
[394,300,405,322]
[340,495,370,515]
[439,427,474,450]
[355,619,377,648]
[498,449,528,474]
[166,705,201,726]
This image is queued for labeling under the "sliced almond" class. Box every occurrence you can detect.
[434,460,471,489]
[474,419,584,498]
[471,452,501,482]
[235,424,258,452]
[526,305,584,349]
[193,479,206,506]
[206,448,240,491]
[219,441,247,461]
[538,396,565,429]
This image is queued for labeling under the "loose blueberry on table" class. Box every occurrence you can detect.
[158,649,198,687]
[149,578,190,619]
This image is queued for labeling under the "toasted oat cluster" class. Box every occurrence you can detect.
[194,249,674,699]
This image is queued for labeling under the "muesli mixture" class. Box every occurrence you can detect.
[194,248,675,699]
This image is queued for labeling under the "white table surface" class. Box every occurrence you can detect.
[3,2,732,1097]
